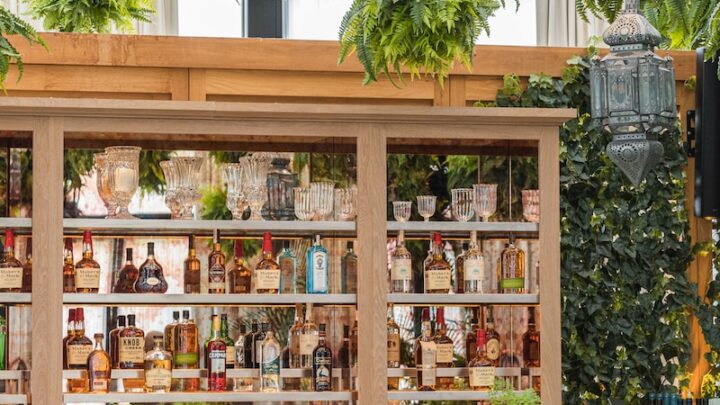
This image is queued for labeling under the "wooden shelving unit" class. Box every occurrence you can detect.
[0,97,572,404]
[387,293,539,305]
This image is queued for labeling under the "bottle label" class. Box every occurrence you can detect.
[67,344,93,366]
[90,378,108,392]
[208,262,225,291]
[0,267,22,289]
[256,269,280,290]
[261,348,280,390]
[310,251,328,292]
[486,338,500,361]
[300,334,319,356]
[419,365,436,386]
[387,333,400,362]
[469,367,495,387]
[256,340,263,364]
[314,356,332,390]
[420,341,436,366]
[145,367,171,390]
[426,270,451,290]
[209,349,226,373]
[529,342,540,362]
[119,336,145,363]
[436,343,454,364]
[290,335,300,354]
[500,278,524,289]
[145,277,160,286]
[464,258,484,281]
[208,281,225,291]
[174,352,199,367]
[391,258,412,281]
[279,256,296,293]
[226,346,236,366]
[75,267,100,289]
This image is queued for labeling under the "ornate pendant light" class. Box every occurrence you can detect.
[589,0,677,186]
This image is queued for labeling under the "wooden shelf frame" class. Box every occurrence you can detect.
[0,97,572,404]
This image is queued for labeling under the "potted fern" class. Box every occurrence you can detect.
[25,0,154,33]
[0,6,45,90]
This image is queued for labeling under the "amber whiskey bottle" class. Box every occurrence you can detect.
[135,242,168,293]
[484,306,501,366]
[0,229,23,292]
[109,315,126,368]
[74,230,101,293]
[434,307,455,389]
[174,310,199,392]
[424,233,452,294]
[67,308,93,370]
[118,314,145,369]
[112,248,138,293]
[413,308,436,391]
[21,238,31,293]
[184,235,201,294]
[62,308,76,369]
[62,238,76,293]
[468,330,495,392]
[228,239,252,294]
[164,311,179,355]
[208,230,226,294]
[523,306,541,393]
[87,333,111,393]
[255,232,280,294]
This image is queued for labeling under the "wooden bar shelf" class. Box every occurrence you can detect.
[0,294,31,304]
[0,394,28,404]
[387,367,541,378]
[388,390,496,401]
[63,293,357,305]
[63,367,348,379]
[387,220,538,237]
[63,391,355,403]
[387,293,539,305]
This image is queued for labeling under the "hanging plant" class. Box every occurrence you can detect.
[25,0,154,33]
[338,0,515,86]
[0,6,45,90]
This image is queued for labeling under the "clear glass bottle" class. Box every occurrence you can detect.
[484,307,501,366]
[112,248,138,293]
[278,240,297,294]
[144,335,173,393]
[221,314,235,369]
[260,329,282,392]
[498,236,526,293]
[21,237,31,293]
[228,239,252,294]
[266,156,298,220]
[390,231,413,293]
[300,303,318,369]
[424,233,452,294]
[413,308,436,391]
[62,238,76,293]
[255,232,281,294]
[109,315,126,369]
[74,230,101,293]
[312,323,332,392]
[464,231,488,293]
[87,333,110,393]
[233,324,253,392]
[288,304,304,368]
[341,241,358,294]
[455,241,467,294]
[135,243,168,293]
[0,229,23,293]
[174,310,199,392]
[306,235,329,294]
[164,311,179,355]
[208,230,226,294]
[184,235,201,294]
[433,307,455,389]
[206,315,227,391]
[468,330,494,392]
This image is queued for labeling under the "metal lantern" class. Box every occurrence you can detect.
[590,0,676,186]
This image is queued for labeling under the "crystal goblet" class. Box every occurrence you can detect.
[241,153,272,221]
[222,163,245,220]
[160,160,181,219]
[94,152,116,218]
[310,182,334,221]
[392,201,412,222]
[173,156,204,220]
[451,188,475,222]
[416,195,436,222]
[334,187,357,221]
[474,184,497,222]
[105,146,141,219]
[293,187,314,221]
[522,189,540,223]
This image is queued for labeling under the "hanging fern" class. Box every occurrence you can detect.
[25,0,154,33]
[338,0,517,86]
[0,6,45,91]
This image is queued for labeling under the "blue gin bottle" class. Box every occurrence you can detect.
[306,235,328,294]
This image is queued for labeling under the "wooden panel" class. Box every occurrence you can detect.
[31,117,64,405]
[449,76,467,107]
[464,76,505,103]
[538,125,561,404]
[188,69,207,101]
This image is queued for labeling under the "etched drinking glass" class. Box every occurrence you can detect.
[222,163,245,220]
[417,195,436,222]
[310,181,334,221]
[105,146,141,219]
[94,152,116,219]
[242,153,272,221]
[160,160,181,219]
[392,201,412,222]
[522,189,540,223]
[173,156,205,220]
[334,187,357,221]
[293,187,313,221]
[474,184,497,222]
[451,188,475,222]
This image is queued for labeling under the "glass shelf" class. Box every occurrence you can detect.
[63,293,357,306]
[387,221,538,237]
[387,293,538,305]
[387,367,540,378]
[64,368,349,379]
[387,390,497,401]
[0,394,28,404]
[63,391,354,404]
[0,293,31,304]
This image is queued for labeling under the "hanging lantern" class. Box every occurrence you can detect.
[589,0,676,186]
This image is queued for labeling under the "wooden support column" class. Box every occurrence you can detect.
[538,126,561,404]
[356,126,387,404]
[31,117,64,404]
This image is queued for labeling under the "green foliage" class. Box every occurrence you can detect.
[25,0,154,33]
[309,153,356,187]
[338,0,516,86]
[490,378,541,404]
[0,6,45,91]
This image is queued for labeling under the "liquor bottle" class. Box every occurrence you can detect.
[455,241,467,294]
[288,304,303,368]
[498,236,526,293]
[425,233,452,294]
[206,315,227,391]
[87,333,111,393]
[256,232,281,294]
[63,238,76,293]
[434,307,455,389]
[0,229,23,292]
[523,306,541,393]
[260,328,281,392]
[164,311,179,355]
[387,305,400,368]
[109,315,126,368]
[67,308,93,370]
[337,325,350,368]
[306,235,329,294]
[144,335,173,393]
[204,315,218,368]
[184,235,201,294]
[468,330,494,391]
[208,230,226,294]
[21,238,31,293]
[233,324,253,392]
[174,310,199,392]
[414,308,436,391]
[75,230,101,293]
[390,230,413,293]
[228,239,252,294]
[300,304,318,369]
[112,247,138,293]
[254,319,269,370]
[62,308,76,369]
[118,314,145,369]
[135,242,168,293]
[278,240,297,294]
[464,231,488,293]
[221,314,235,369]
[484,307,501,366]
[349,311,359,368]
[465,308,480,364]
[244,319,258,369]
[341,241,358,294]
[313,323,333,392]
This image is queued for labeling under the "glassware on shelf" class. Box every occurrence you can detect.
[241,152,272,221]
[417,195,437,222]
[522,189,540,223]
[310,181,334,221]
[473,184,497,222]
[221,163,246,220]
[451,188,475,222]
[392,201,412,222]
[172,156,205,220]
[293,187,314,221]
[105,146,141,219]
[266,157,298,220]
[334,186,357,221]
[94,152,116,218]
[159,160,180,219]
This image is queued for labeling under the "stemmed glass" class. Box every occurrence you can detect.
[451,188,475,222]
[417,195,436,222]
[222,163,246,220]
[392,201,412,222]
[334,187,357,221]
[105,146,141,219]
[310,182,334,221]
[293,187,314,221]
[173,156,205,220]
[241,153,272,221]
[94,152,116,218]
[160,160,181,219]
[522,189,540,223]
[473,184,497,222]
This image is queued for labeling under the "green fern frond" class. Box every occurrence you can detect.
[0,5,45,91]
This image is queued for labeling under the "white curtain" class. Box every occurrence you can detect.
[536,0,609,47]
